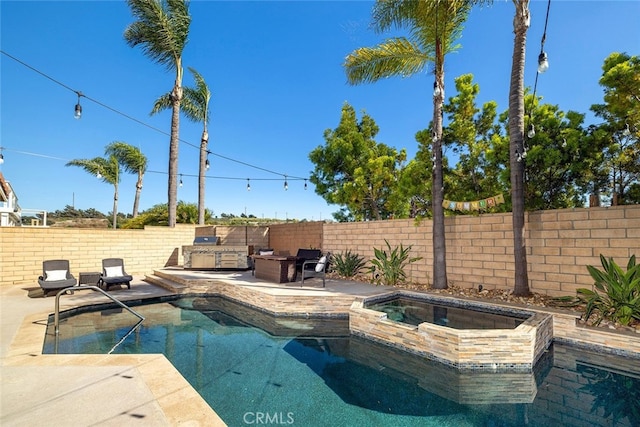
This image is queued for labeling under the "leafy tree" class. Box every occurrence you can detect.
[443,74,503,205]
[121,201,212,228]
[309,103,407,221]
[105,141,147,217]
[66,155,120,229]
[124,0,191,227]
[152,67,212,224]
[590,53,640,205]
[344,0,473,289]
[523,97,590,210]
[508,0,532,296]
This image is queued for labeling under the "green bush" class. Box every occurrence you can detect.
[577,254,640,326]
[332,250,366,278]
[369,239,422,286]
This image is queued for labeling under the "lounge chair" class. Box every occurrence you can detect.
[99,258,133,291]
[37,259,77,297]
[301,252,330,287]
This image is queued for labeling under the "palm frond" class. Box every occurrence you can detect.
[105,141,148,174]
[344,37,429,85]
[124,0,191,72]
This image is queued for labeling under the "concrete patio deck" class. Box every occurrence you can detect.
[0,269,393,426]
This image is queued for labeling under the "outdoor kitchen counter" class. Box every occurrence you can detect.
[183,245,249,270]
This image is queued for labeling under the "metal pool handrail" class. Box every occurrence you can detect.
[54,285,145,334]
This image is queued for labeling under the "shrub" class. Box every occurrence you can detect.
[577,254,640,326]
[332,250,366,278]
[369,240,422,286]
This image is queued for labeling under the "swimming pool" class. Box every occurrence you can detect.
[44,295,640,426]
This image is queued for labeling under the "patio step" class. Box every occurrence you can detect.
[143,273,189,293]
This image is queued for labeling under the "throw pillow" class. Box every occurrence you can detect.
[45,269,67,281]
[105,266,124,277]
[315,256,327,273]
[259,250,274,255]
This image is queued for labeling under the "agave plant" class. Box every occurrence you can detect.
[369,240,422,287]
[577,254,640,326]
[332,250,367,278]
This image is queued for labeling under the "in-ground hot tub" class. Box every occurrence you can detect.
[350,291,553,371]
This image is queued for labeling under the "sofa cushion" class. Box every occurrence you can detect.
[315,256,327,272]
[45,270,67,281]
[105,266,124,277]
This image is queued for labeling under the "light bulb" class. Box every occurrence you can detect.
[74,103,82,119]
[304,180,308,190]
[433,81,441,97]
[205,158,210,170]
[537,52,549,74]
[527,125,536,138]
[0,153,4,165]
[247,179,251,191]
[96,172,102,179]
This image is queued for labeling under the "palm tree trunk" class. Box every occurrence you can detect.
[168,83,182,228]
[198,131,208,225]
[432,66,448,289]
[509,0,531,296]
[133,173,143,218]
[112,184,118,230]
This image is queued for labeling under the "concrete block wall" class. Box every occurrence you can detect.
[268,221,323,256]
[1,225,197,286]
[320,205,640,297]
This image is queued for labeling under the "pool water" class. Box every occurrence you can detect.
[44,296,640,427]
[368,297,527,329]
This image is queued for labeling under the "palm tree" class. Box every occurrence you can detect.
[105,141,148,218]
[152,67,211,224]
[124,0,191,227]
[344,0,472,289]
[66,156,120,229]
[508,0,531,296]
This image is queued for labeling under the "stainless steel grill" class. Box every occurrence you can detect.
[193,236,219,245]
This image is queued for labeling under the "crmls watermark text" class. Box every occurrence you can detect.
[243,412,295,425]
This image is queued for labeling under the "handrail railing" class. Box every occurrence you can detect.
[54,285,145,334]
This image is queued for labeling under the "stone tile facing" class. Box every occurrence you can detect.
[350,291,554,371]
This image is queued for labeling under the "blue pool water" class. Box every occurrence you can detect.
[44,296,640,427]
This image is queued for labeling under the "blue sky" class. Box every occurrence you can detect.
[1,1,638,221]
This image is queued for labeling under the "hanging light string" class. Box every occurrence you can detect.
[521,0,551,162]
[0,50,307,183]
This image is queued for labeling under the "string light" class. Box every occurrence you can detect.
[537,52,549,74]
[304,179,307,190]
[433,81,441,97]
[74,91,83,119]
[179,174,183,187]
[0,152,4,165]
[0,50,311,185]
[284,175,288,191]
[247,178,251,191]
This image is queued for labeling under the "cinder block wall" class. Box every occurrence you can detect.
[320,205,640,297]
[1,225,197,286]
[268,221,323,256]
